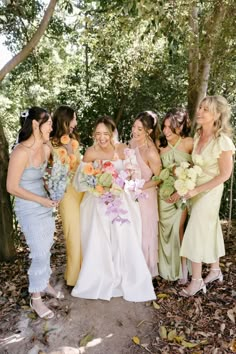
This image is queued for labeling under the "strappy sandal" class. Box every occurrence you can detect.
[30,296,54,319]
[179,278,207,297]
[42,286,65,299]
[204,268,223,284]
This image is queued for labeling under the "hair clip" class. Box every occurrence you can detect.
[146,111,157,126]
[21,110,29,120]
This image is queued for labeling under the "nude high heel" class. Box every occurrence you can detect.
[30,296,54,319]
[179,278,207,297]
[204,268,223,285]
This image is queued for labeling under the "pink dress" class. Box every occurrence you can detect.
[135,147,158,277]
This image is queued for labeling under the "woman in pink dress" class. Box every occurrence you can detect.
[130,111,161,277]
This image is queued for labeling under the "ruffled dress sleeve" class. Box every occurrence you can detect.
[212,134,235,159]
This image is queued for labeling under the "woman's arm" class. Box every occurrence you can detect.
[143,148,162,190]
[7,147,55,208]
[185,150,233,199]
[82,146,97,162]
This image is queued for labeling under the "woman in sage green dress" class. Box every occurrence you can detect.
[157,108,193,282]
[180,95,235,297]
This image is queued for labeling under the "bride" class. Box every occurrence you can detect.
[71,116,156,302]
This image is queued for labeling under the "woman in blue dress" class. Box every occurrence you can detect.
[7,107,62,319]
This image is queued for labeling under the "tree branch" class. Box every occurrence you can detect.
[0,0,58,82]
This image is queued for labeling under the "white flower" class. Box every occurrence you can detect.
[174,180,188,196]
[180,161,190,169]
[186,168,197,181]
[186,179,195,190]
[175,166,187,180]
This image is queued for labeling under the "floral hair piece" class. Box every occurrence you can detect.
[146,111,157,126]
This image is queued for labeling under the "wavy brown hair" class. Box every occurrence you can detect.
[51,105,79,147]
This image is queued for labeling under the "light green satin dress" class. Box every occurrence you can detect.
[159,138,192,281]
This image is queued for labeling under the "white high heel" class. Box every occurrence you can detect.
[179,278,207,297]
[204,268,223,284]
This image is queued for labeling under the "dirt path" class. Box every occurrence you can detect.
[1,289,154,354]
[1,222,235,354]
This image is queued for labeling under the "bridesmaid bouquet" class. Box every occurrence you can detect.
[153,162,202,208]
[174,162,202,196]
[44,154,70,215]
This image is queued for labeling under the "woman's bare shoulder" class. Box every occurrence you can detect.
[83,146,97,162]
[182,136,193,153]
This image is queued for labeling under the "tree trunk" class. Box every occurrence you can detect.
[188,2,199,120]
[0,0,58,82]
[115,97,126,126]
[0,0,58,261]
[0,121,16,261]
[188,1,228,123]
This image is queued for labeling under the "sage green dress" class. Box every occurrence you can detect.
[180,134,235,263]
[159,138,192,281]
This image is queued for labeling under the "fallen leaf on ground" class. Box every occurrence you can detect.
[132,336,140,345]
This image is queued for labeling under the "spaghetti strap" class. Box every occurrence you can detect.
[168,137,181,150]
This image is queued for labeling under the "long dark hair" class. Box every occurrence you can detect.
[134,111,160,143]
[18,107,50,143]
[159,108,191,148]
[51,105,79,147]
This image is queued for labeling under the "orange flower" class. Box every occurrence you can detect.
[83,163,95,175]
[60,135,70,145]
[57,147,68,163]
[94,169,102,175]
[60,156,67,164]
[71,139,79,152]
[69,154,76,164]
[95,185,104,194]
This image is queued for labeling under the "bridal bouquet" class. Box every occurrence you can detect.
[44,154,70,215]
[78,160,129,224]
[75,149,145,224]
[123,148,146,201]
[153,162,202,208]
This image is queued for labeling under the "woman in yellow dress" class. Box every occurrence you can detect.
[180,95,235,296]
[51,106,83,286]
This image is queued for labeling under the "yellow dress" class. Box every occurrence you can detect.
[53,144,84,286]
[180,134,235,263]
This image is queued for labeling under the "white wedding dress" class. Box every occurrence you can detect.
[71,159,156,302]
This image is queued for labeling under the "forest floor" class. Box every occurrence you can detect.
[0,219,235,354]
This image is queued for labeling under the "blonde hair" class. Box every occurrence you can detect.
[197,95,233,137]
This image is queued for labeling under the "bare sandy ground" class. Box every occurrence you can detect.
[1,286,155,354]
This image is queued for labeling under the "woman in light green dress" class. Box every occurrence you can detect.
[158,109,193,282]
[180,95,235,297]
